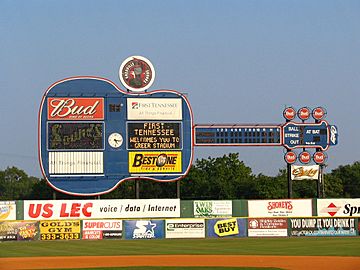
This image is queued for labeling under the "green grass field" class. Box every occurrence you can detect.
[1,237,359,258]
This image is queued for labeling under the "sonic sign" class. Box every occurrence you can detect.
[39,56,193,196]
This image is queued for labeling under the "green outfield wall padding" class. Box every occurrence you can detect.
[232,200,248,217]
[16,200,24,220]
[180,200,194,218]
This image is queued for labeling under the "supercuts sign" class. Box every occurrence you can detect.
[39,77,193,196]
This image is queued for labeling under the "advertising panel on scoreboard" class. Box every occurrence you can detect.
[127,121,182,150]
[47,97,104,120]
[129,152,182,174]
[127,98,182,120]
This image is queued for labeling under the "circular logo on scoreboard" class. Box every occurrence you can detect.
[313,151,327,164]
[312,107,326,121]
[299,151,311,164]
[156,154,168,167]
[284,151,297,164]
[297,107,311,121]
[119,56,155,92]
[283,107,296,121]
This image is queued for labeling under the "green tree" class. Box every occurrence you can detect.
[254,170,287,199]
[181,153,255,199]
[0,167,39,200]
[323,173,343,198]
[329,161,360,198]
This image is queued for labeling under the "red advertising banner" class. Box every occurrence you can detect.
[47,98,104,120]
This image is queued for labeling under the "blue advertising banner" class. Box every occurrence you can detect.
[290,218,357,237]
[124,220,164,240]
[207,218,247,238]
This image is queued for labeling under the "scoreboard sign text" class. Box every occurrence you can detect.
[127,122,181,150]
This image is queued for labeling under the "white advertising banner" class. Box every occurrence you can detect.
[165,219,205,239]
[49,152,104,175]
[194,201,232,218]
[24,199,180,220]
[248,218,288,237]
[0,201,16,221]
[317,198,360,217]
[127,98,182,120]
[248,199,312,217]
[291,165,320,180]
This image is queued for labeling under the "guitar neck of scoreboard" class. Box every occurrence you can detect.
[194,125,283,146]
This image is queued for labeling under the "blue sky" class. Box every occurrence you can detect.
[0,0,359,177]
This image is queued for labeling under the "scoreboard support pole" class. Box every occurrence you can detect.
[287,160,292,199]
[135,180,140,199]
[176,181,181,198]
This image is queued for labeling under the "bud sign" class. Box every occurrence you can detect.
[48,98,104,120]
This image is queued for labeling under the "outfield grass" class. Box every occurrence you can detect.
[1,237,359,258]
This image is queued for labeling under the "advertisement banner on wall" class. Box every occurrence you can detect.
[0,221,39,241]
[127,98,182,120]
[82,220,122,240]
[124,220,164,240]
[207,218,247,238]
[290,218,357,237]
[248,199,312,217]
[39,220,81,241]
[317,199,360,217]
[194,201,232,218]
[24,199,180,220]
[0,201,16,221]
[291,165,319,180]
[165,219,205,239]
[248,218,288,237]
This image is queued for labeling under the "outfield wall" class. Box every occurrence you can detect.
[1,198,359,241]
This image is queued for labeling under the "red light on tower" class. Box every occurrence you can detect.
[313,152,327,164]
[299,151,311,164]
[284,151,297,164]
[283,107,296,121]
[297,107,311,121]
[312,107,326,121]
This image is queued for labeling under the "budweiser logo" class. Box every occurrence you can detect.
[48,98,104,120]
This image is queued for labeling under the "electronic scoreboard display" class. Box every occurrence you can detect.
[48,122,103,150]
[127,122,182,150]
[194,125,282,146]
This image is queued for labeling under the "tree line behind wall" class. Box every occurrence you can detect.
[0,153,359,200]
